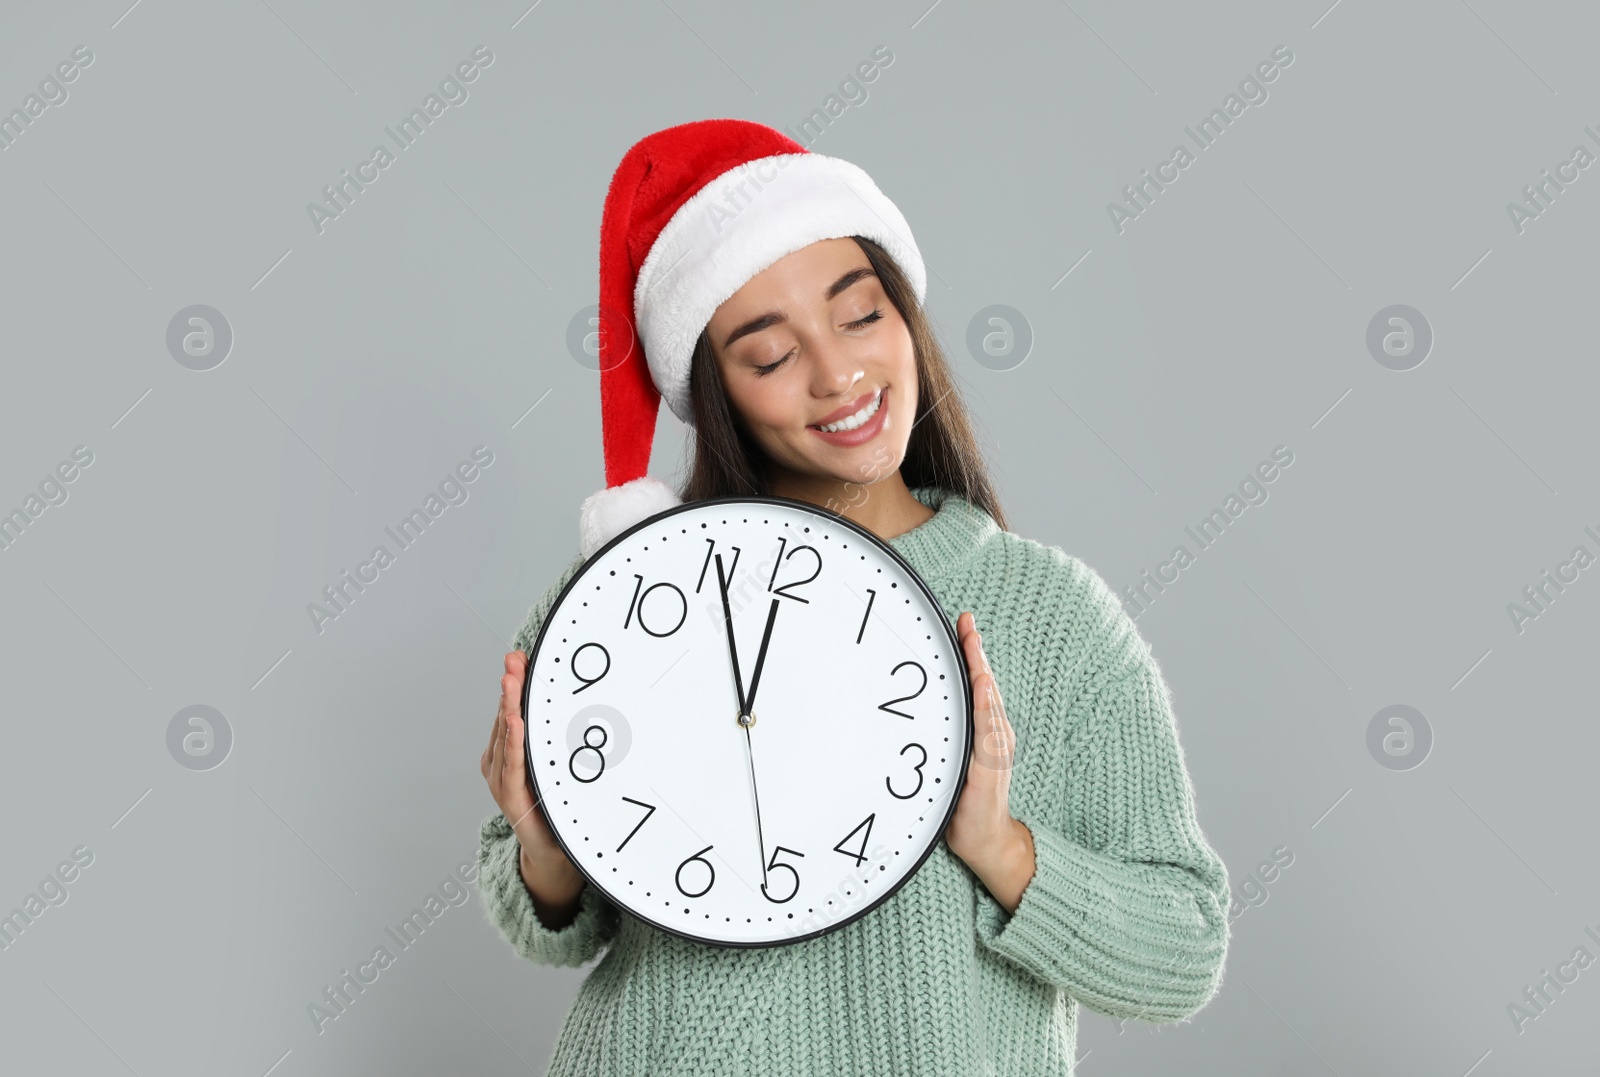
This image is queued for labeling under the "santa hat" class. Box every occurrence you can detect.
[578,118,927,559]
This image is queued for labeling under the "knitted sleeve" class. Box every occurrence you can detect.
[971,565,1230,1021]
[476,552,624,968]
[478,812,622,967]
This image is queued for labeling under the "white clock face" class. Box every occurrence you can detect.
[523,495,973,947]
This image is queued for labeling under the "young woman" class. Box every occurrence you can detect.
[478,120,1229,1076]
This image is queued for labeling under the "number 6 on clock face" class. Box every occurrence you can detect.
[522,495,974,948]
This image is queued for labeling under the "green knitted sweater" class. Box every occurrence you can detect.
[477,485,1229,1076]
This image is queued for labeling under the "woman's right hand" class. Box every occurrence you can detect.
[483,651,585,915]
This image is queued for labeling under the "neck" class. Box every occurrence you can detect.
[766,467,936,542]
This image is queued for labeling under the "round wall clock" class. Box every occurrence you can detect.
[521,494,974,948]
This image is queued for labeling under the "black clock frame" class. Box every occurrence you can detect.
[520,493,976,949]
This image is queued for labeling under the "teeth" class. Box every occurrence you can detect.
[816,389,882,433]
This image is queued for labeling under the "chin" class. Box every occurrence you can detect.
[828,442,905,483]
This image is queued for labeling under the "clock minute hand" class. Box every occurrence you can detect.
[742,723,770,891]
[740,599,781,897]
[715,553,770,887]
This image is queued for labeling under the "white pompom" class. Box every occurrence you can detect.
[579,476,684,559]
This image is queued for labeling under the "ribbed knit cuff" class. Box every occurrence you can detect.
[477,813,618,968]
[973,818,1101,969]
[971,816,1224,1021]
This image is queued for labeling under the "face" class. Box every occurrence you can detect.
[706,237,917,490]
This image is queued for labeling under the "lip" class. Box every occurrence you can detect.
[810,388,882,429]
[808,386,888,447]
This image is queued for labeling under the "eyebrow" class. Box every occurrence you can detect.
[719,266,878,352]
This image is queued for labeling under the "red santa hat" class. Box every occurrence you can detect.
[579,117,927,559]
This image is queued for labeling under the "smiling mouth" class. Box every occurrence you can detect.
[809,388,884,433]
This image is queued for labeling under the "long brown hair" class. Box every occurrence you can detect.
[679,235,1009,533]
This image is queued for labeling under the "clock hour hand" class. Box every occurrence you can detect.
[713,552,748,717]
[742,598,781,720]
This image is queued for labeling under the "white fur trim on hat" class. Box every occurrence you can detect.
[578,475,684,559]
[632,152,927,427]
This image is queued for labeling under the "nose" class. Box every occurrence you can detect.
[809,340,863,399]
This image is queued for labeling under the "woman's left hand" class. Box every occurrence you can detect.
[945,611,1036,913]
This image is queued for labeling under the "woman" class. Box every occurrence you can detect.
[478,119,1229,1076]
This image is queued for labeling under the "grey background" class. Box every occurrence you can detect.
[1,0,1595,1074]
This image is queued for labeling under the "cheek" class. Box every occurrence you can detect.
[892,359,917,417]
[885,327,916,385]
[734,380,803,432]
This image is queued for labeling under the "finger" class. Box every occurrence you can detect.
[504,704,542,833]
[958,614,982,677]
[500,651,524,725]
[974,683,1012,771]
[489,687,508,794]
[989,699,1013,769]
[963,622,998,702]
[490,657,511,742]
[503,689,526,785]
[962,616,989,750]
[481,702,494,777]
[971,630,1014,772]
[974,625,994,677]
[986,676,1015,755]
[492,650,525,752]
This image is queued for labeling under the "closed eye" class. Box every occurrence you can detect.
[753,309,885,377]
